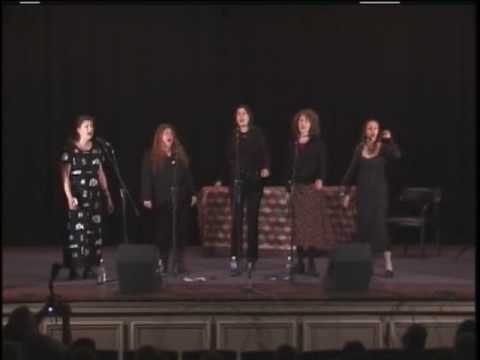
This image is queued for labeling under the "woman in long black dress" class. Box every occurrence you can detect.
[215,105,271,275]
[284,108,327,276]
[141,123,196,274]
[341,119,401,277]
[61,115,114,280]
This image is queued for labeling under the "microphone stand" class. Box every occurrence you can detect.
[98,139,139,244]
[232,128,243,272]
[43,263,60,320]
[267,140,298,283]
[287,141,299,284]
[243,260,254,293]
[169,150,179,278]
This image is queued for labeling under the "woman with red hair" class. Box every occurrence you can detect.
[141,124,196,274]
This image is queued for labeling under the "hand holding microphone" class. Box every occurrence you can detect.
[68,196,78,210]
[96,137,111,147]
[381,130,392,140]
[96,137,114,155]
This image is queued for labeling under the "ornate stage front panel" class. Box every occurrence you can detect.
[3,300,474,359]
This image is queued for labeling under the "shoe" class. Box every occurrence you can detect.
[246,259,256,275]
[229,258,242,277]
[69,268,80,281]
[155,260,165,277]
[385,270,395,278]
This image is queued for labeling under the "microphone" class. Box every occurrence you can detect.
[380,130,391,141]
[96,137,114,157]
[96,137,111,147]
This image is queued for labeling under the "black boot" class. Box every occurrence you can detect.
[294,246,305,274]
[155,256,166,275]
[160,255,169,274]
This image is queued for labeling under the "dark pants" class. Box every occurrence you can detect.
[230,181,263,261]
[153,200,189,260]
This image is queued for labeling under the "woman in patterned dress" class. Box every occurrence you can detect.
[61,115,114,280]
[284,109,327,276]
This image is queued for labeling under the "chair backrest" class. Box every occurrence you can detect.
[397,187,442,218]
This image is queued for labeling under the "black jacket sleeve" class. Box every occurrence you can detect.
[380,139,402,160]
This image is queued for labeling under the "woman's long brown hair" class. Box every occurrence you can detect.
[150,123,189,173]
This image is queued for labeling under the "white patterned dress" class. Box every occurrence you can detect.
[61,143,106,269]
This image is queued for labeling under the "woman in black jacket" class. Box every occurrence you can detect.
[284,108,327,276]
[141,123,196,274]
[216,105,271,275]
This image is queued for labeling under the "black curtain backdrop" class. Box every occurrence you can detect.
[2,3,476,247]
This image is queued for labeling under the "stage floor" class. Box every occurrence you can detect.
[2,244,475,303]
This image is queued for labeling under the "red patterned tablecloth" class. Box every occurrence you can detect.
[198,186,357,251]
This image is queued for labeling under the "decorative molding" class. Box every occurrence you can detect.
[303,317,384,350]
[389,316,472,349]
[216,317,297,351]
[45,320,124,359]
[1,301,474,353]
[130,319,211,351]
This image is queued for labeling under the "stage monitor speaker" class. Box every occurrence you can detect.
[327,242,372,291]
[116,244,159,294]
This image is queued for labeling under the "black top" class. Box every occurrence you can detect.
[220,126,271,185]
[283,136,327,186]
[141,152,195,206]
[341,139,401,194]
[340,139,401,253]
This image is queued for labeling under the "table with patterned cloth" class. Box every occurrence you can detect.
[198,186,357,251]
